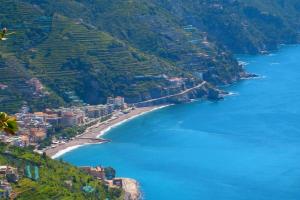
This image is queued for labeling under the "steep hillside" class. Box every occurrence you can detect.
[0,0,299,113]
[0,0,185,112]
[152,0,299,54]
[38,0,245,84]
[0,143,123,199]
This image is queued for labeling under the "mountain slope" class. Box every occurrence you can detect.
[0,0,185,112]
[0,0,299,113]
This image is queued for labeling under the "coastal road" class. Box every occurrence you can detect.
[134,81,208,105]
[45,82,208,158]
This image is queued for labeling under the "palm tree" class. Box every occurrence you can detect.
[0,28,16,41]
[0,112,18,135]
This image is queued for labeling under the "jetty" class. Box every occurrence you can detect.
[77,137,111,143]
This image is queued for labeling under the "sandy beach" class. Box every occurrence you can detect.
[46,105,169,159]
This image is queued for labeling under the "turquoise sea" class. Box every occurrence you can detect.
[61,45,300,200]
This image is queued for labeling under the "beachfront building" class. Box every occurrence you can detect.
[80,166,106,180]
[106,104,114,114]
[85,106,106,119]
[61,109,85,127]
[85,104,114,119]
[115,96,125,108]
[61,111,77,127]
[107,96,126,109]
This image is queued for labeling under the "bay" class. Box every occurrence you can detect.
[62,45,300,200]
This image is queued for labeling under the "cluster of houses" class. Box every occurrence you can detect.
[80,166,123,188]
[0,97,127,148]
[0,165,19,199]
[62,166,118,195]
[80,165,140,199]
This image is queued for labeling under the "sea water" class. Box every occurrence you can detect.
[61,45,300,200]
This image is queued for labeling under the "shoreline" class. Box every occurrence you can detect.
[46,105,171,159]
[96,105,172,138]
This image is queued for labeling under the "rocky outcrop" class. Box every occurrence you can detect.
[121,178,141,200]
[240,72,260,79]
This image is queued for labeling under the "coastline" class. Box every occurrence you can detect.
[46,105,171,159]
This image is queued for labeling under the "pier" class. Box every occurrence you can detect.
[76,137,111,143]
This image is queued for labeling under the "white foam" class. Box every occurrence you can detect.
[97,105,172,138]
[240,74,265,80]
[227,92,239,96]
[238,61,249,66]
[51,105,172,159]
[51,145,86,159]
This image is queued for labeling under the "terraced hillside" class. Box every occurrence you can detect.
[0,0,299,113]
[37,0,245,84]
[0,0,184,113]
[150,0,299,53]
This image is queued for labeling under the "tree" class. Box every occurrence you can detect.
[0,27,15,41]
[0,29,18,135]
[0,112,18,135]
[42,152,47,159]
[104,167,116,180]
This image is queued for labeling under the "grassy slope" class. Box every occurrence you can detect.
[0,1,66,113]
[0,0,299,113]
[0,143,123,200]
[31,0,244,84]
[0,0,184,113]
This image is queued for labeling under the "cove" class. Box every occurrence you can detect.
[61,45,300,200]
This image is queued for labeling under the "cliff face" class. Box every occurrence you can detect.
[0,0,299,112]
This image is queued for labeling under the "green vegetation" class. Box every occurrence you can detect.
[0,143,124,199]
[0,1,299,199]
[104,167,116,180]
[0,0,299,113]
[0,112,18,135]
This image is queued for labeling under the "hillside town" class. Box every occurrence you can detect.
[0,161,40,199]
[80,165,140,200]
[0,96,128,150]
[0,160,137,199]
